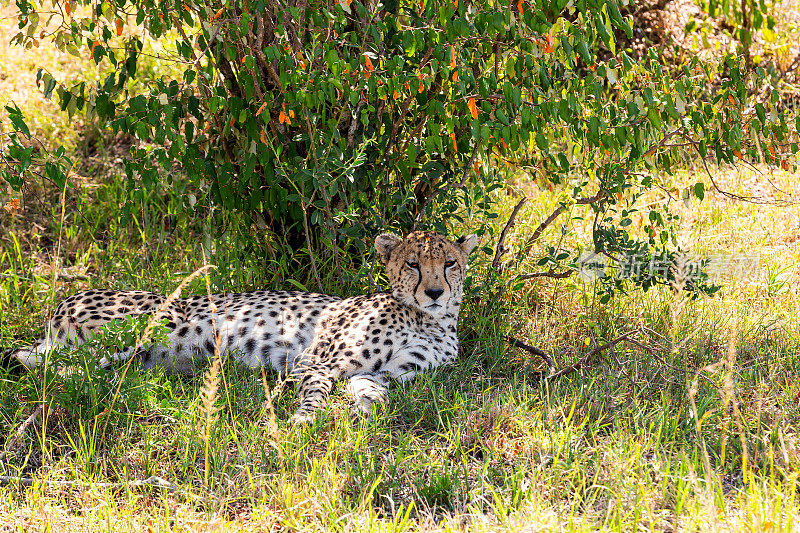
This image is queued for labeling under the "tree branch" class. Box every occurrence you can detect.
[517,190,605,261]
[491,197,526,271]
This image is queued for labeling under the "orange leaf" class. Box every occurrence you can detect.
[365,70,372,81]
[65,1,71,16]
[451,132,457,151]
[116,18,123,36]
[364,54,374,72]
[418,81,424,93]
[517,0,523,15]
[298,59,307,70]
[544,33,554,53]
[451,70,458,83]
[288,109,295,118]
[468,97,478,120]
[449,45,456,69]
[500,138,507,150]
[419,0,424,11]
[393,90,400,100]
[405,81,410,92]
[260,130,268,144]
[728,94,736,106]
[183,3,191,11]
[473,158,480,174]
[213,8,224,19]
[768,145,776,156]
[3,197,20,211]
[733,150,742,159]
[454,0,458,6]
[256,102,267,115]
[781,159,789,170]
[90,40,99,60]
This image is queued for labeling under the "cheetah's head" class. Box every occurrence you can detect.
[375,231,477,318]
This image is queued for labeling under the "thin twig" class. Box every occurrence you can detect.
[412,141,480,229]
[491,197,526,271]
[623,336,718,388]
[347,101,365,149]
[518,269,573,281]
[300,195,323,289]
[389,47,434,147]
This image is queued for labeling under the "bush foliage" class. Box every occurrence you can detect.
[1,0,797,294]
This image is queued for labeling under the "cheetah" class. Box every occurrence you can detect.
[4,231,477,423]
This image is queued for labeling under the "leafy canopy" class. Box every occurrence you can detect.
[1,0,797,295]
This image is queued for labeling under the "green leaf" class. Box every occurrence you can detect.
[647,106,661,129]
[576,36,591,65]
[594,12,612,48]
[694,181,705,201]
[607,1,631,39]
[535,132,548,151]
[5,104,30,137]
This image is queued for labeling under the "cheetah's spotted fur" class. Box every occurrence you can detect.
[10,232,477,423]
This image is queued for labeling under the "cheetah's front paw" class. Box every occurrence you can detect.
[290,409,317,425]
[349,397,375,419]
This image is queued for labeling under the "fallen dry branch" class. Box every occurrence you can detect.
[505,335,556,372]
[1,405,43,458]
[545,329,640,381]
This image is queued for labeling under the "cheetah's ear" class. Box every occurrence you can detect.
[456,234,478,255]
[375,233,403,264]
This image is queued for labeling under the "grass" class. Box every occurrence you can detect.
[2,8,800,533]
[1,157,798,532]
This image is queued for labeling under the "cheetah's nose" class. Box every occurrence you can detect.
[425,288,444,300]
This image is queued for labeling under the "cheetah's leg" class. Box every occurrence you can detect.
[290,368,336,424]
[345,372,390,416]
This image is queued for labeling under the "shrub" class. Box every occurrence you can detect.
[1,0,797,295]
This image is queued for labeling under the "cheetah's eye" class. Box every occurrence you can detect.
[444,260,456,268]
[406,261,419,270]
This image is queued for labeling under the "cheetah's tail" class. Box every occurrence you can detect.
[0,347,26,376]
